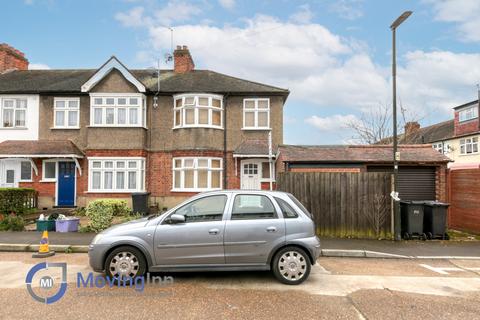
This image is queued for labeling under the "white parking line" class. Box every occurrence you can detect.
[420,264,480,275]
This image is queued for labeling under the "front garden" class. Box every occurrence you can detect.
[0,188,143,232]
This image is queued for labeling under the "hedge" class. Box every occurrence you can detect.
[0,188,37,215]
[85,199,132,232]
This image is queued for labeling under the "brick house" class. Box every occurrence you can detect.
[278,144,450,202]
[396,100,480,170]
[0,44,289,209]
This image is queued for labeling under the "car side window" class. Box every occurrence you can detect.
[231,194,277,220]
[172,195,227,223]
[274,197,298,218]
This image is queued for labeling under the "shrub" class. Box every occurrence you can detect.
[0,188,37,215]
[85,199,132,232]
[0,214,25,231]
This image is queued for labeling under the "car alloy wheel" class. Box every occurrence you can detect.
[272,246,311,285]
[105,246,146,280]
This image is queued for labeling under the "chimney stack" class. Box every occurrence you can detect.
[404,121,420,136]
[173,45,194,74]
[0,43,29,73]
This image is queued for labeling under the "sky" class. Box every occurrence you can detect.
[2,0,480,144]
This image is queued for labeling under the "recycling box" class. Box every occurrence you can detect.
[36,220,56,232]
[55,218,80,232]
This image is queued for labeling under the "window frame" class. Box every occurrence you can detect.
[242,98,270,130]
[41,160,58,182]
[20,161,32,182]
[173,93,224,129]
[459,136,479,155]
[53,97,80,129]
[459,106,479,122]
[89,93,146,128]
[1,98,27,128]
[274,196,299,219]
[172,157,223,192]
[87,157,146,193]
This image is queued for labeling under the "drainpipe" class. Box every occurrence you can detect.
[223,94,229,189]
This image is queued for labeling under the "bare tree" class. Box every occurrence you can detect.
[345,102,423,145]
[366,194,388,238]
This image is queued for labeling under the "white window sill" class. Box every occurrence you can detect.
[242,127,271,131]
[0,127,28,130]
[173,126,224,130]
[459,152,479,156]
[87,125,147,129]
[51,127,80,130]
[19,180,33,183]
[86,190,145,193]
[40,179,56,183]
[171,188,222,193]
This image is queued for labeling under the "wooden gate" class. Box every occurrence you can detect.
[448,169,480,234]
[277,172,392,239]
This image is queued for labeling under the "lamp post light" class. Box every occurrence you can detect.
[391,11,412,241]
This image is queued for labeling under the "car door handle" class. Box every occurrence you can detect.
[266,226,277,232]
[208,228,220,235]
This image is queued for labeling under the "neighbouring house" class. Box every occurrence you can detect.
[0,44,289,209]
[278,144,451,202]
[398,99,480,170]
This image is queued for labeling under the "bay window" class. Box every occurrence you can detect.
[243,98,270,129]
[173,94,223,129]
[54,98,80,128]
[88,158,145,192]
[172,157,222,191]
[1,98,27,128]
[90,94,145,127]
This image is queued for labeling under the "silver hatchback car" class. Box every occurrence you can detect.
[89,190,321,285]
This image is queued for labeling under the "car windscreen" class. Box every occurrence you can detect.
[287,194,313,220]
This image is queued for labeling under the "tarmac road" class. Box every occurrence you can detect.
[1,252,480,320]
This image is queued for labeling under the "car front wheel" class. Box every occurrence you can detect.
[105,246,147,281]
[272,246,311,285]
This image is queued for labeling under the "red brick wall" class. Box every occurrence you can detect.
[435,164,447,202]
[454,110,480,136]
[0,43,28,72]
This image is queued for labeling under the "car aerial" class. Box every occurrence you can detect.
[88,190,321,285]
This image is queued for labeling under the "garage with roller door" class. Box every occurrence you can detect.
[278,144,450,202]
[367,166,436,201]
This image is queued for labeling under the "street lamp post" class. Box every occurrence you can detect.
[390,11,412,241]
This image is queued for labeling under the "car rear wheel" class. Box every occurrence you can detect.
[272,246,311,285]
[105,246,146,281]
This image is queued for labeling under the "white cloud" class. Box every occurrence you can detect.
[154,1,202,25]
[305,114,358,132]
[117,7,480,125]
[115,7,148,28]
[427,0,480,42]
[218,0,235,10]
[289,4,313,24]
[29,63,50,70]
[329,0,364,20]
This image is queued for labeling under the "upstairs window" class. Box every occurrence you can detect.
[459,106,478,122]
[54,98,80,128]
[1,98,26,128]
[90,95,145,127]
[460,137,479,155]
[173,94,223,129]
[243,98,270,129]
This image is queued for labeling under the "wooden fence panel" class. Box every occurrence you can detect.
[277,172,392,239]
[448,169,480,234]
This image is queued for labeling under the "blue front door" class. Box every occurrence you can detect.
[57,162,75,206]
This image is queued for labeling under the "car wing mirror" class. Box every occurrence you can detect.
[169,214,186,224]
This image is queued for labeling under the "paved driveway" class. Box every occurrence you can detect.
[1,253,480,319]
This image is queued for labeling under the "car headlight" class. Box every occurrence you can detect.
[91,234,104,245]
